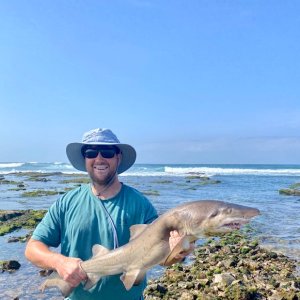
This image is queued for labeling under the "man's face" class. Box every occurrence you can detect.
[83,146,121,186]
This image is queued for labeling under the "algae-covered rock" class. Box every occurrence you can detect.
[0,180,21,185]
[0,260,21,272]
[21,190,62,197]
[0,209,46,236]
[279,188,300,196]
[142,190,160,196]
[60,177,90,184]
[0,211,23,221]
[144,231,300,299]
[279,182,300,196]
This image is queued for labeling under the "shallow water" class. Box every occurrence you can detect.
[0,164,300,298]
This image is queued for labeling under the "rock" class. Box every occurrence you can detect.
[268,252,278,259]
[179,291,194,300]
[213,273,235,287]
[279,188,300,196]
[1,260,21,272]
[0,211,24,221]
[7,237,20,243]
[223,258,238,268]
[7,233,31,243]
[177,281,194,289]
[0,209,46,236]
[143,232,300,299]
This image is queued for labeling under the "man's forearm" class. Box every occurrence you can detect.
[25,238,64,270]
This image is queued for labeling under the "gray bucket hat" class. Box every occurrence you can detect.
[66,128,136,174]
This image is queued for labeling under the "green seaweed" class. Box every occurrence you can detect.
[0,224,19,236]
[21,190,61,197]
[59,177,90,184]
[142,190,160,196]
[0,180,20,185]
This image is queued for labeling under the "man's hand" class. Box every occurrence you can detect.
[165,230,195,265]
[53,256,87,288]
[25,239,87,287]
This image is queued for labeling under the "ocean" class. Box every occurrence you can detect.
[0,162,300,299]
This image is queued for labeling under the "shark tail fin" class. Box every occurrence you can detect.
[40,271,74,297]
[120,269,146,290]
[83,244,110,291]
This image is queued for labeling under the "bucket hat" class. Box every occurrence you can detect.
[66,128,136,174]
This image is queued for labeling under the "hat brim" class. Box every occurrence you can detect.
[66,142,136,174]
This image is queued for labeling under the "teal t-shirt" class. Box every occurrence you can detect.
[32,183,158,300]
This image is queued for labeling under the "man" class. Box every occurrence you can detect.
[25,128,192,300]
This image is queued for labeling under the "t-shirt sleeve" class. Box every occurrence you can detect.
[31,199,62,248]
[143,198,158,224]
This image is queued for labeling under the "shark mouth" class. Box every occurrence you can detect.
[222,219,250,230]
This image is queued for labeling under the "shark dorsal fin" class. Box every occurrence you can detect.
[92,244,110,257]
[163,235,195,266]
[129,224,148,241]
[120,269,144,290]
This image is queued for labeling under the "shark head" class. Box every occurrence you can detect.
[176,200,260,237]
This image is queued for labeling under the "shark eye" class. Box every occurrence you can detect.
[209,211,218,218]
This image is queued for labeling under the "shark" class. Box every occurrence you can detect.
[40,200,260,297]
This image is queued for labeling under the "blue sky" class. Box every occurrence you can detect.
[1,1,299,164]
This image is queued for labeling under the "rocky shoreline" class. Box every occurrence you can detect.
[0,173,300,299]
[144,231,300,300]
[0,210,300,299]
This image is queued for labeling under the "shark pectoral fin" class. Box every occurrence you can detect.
[163,235,195,266]
[120,269,141,290]
[129,224,148,241]
[133,270,147,285]
[40,272,74,297]
[84,272,103,291]
[92,244,110,257]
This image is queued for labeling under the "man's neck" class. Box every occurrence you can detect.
[91,178,122,200]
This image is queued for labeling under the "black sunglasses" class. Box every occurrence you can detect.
[82,146,119,159]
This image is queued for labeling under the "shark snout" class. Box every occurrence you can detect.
[244,207,260,218]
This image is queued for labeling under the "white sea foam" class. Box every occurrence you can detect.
[0,162,24,168]
[164,166,300,177]
[120,171,168,177]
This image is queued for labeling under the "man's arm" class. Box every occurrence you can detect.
[25,238,87,287]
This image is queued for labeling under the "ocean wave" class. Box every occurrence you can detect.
[164,166,300,176]
[121,171,168,177]
[1,162,300,177]
[0,162,25,168]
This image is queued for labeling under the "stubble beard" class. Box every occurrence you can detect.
[89,164,118,188]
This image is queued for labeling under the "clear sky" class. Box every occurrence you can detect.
[1,1,299,164]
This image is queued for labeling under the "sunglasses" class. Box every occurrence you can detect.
[82,146,119,159]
